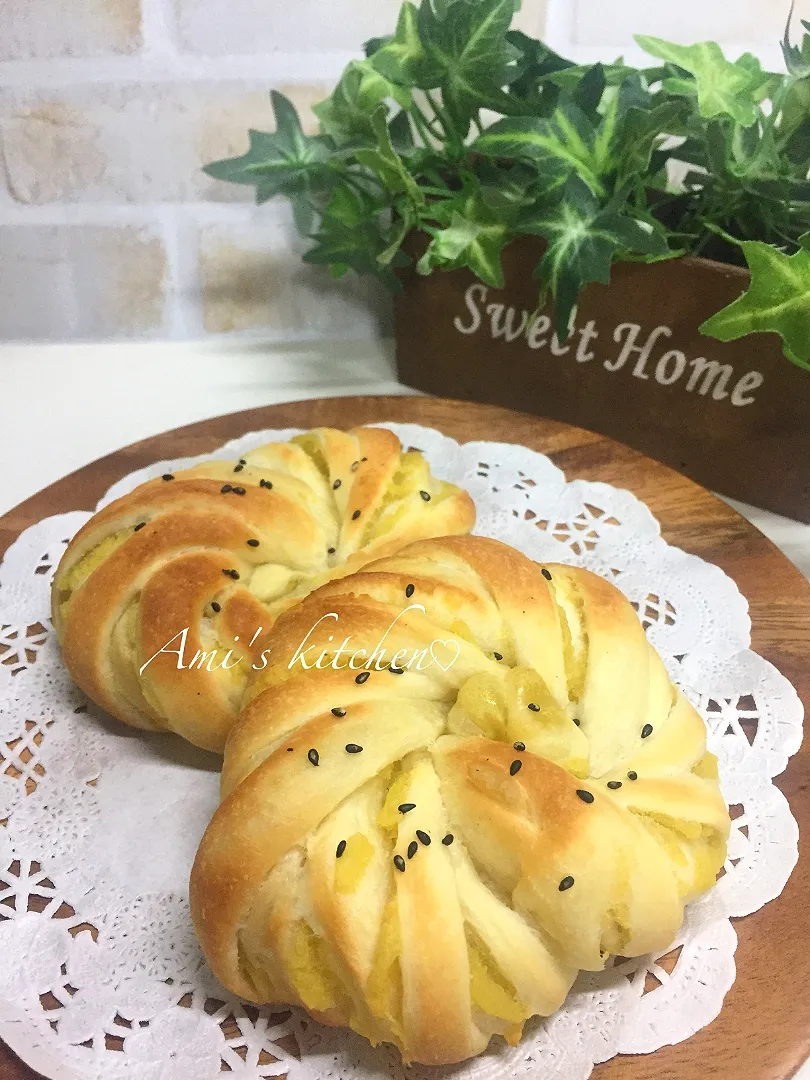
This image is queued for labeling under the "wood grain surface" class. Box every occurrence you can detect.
[1,395,808,1080]
[395,237,810,522]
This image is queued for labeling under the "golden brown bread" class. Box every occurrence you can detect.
[51,427,475,752]
[190,536,730,1064]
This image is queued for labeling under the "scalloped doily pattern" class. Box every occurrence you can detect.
[0,423,802,1080]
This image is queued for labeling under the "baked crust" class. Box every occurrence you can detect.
[190,536,729,1063]
[51,427,475,751]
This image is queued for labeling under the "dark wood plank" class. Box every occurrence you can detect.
[1,396,808,1080]
[395,239,810,521]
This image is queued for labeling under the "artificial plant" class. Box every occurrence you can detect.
[205,0,810,369]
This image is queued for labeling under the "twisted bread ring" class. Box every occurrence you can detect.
[191,536,729,1064]
[52,428,474,751]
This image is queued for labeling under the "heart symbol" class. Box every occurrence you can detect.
[429,638,461,672]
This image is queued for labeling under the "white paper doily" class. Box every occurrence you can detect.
[0,422,802,1080]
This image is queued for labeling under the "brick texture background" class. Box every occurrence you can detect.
[0,0,796,341]
[0,0,550,341]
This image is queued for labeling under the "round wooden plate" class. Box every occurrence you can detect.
[1,396,808,1080]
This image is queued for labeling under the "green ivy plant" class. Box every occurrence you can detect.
[204,0,810,370]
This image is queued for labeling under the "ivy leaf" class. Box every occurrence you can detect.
[416,0,522,122]
[588,73,683,184]
[313,61,411,144]
[417,193,510,286]
[388,109,415,153]
[781,6,810,78]
[305,187,372,251]
[728,116,782,178]
[472,102,604,196]
[635,37,766,126]
[203,91,334,230]
[369,2,439,87]
[505,30,573,110]
[353,107,425,202]
[364,33,390,59]
[378,200,418,266]
[523,177,669,333]
[304,187,405,289]
[610,211,671,259]
[784,114,810,168]
[700,234,810,368]
[612,99,686,183]
[204,91,331,195]
[573,63,607,120]
[780,74,810,147]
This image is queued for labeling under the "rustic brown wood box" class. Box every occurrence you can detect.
[395,235,810,522]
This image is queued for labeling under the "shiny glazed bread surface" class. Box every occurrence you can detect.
[52,427,475,751]
[190,536,729,1064]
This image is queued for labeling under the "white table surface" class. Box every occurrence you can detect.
[2,337,809,580]
[1,338,808,1078]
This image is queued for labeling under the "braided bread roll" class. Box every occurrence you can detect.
[190,536,729,1065]
[51,427,474,752]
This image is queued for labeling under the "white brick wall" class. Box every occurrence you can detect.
[2,0,142,61]
[0,224,166,338]
[0,0,551,342]
[568,0,810,48]
[4,0,788,342]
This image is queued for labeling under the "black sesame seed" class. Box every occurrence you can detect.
[393,855,406,872]
[509,759,522,776]
[352,509,361,520]
[405,583,415,598]
[528,702,540,712]
[442,834,454,846]
[331,707,346,717]
[355,671,370,684]
[259,479,273,490]
[416,830,431,846]
[541,568,552,581]
[336,839,347,858]
[246,539,260,547]
[286,747,293,752]
[233,464,244,473]
[327,547,336,554]
[493,652,503,661]
[239,458,246,465]
[641,723,653,739]
[407,841,418,859]
[627,771,638,781]
[162,473,174,481]
[221,484,233,493]
[345,743,363,754]
[389,666,405,675]
[211,601,221,613]
[233,487,246,496]
[351,460,360,471]
[419,490,431,502]
[398,803,416,814]
[559,875,575,892]
[576,789,594,804]
[513,741,526,752]
[222,568,240,579]
[607,780,622,790]
[333,479,342,490]
[573,718,581,726]
[307,748,319,766]
[361,456,368,462]
[134,522,146,531]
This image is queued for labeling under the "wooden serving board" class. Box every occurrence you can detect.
[1,396,808,1080]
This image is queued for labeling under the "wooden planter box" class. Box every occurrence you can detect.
[395,235,810,522]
